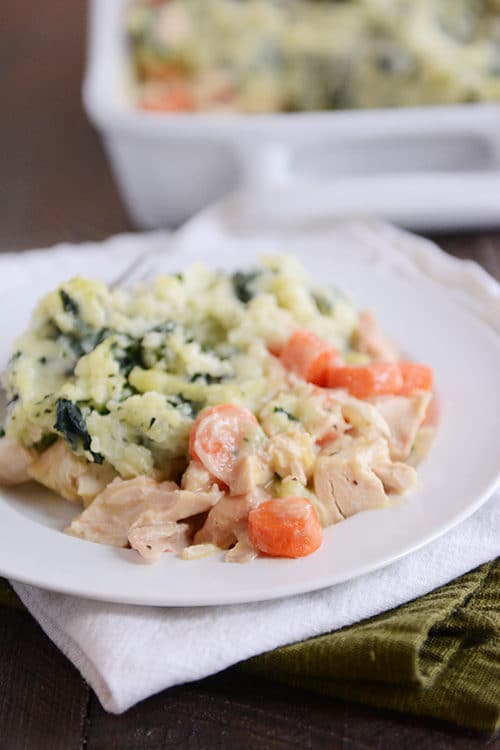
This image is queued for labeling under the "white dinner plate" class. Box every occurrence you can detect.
[0,208,499,606]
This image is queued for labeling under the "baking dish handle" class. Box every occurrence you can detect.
[234,143,294,187]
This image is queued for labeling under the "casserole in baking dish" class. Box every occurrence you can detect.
[126,0,500,113]
[83,0,500,229]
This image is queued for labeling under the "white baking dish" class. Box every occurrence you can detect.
[83,0,500,230]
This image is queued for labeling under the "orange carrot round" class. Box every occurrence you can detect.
[398,362,434,395]
[189,404,258,486]
[248,496,323,558]
[280,330,340,387]
[141,85,194,112]
[326,362,403,399]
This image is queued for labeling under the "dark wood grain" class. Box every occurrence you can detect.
[0,606,88,750]
[85,670,498,750]
[0,0,499,748]
[0,0,131,253]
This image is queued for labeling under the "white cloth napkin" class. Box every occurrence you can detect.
[11,497,500,713]
[2,215,499,714]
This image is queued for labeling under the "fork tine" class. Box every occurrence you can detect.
[110,244,167,288]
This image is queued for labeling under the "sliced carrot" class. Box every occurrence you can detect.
[248,496,323,558]
[141,86,194,112]
[279,330,341,387]
[188,404,258,486]
[326,362,403,399]
[398,362,434,395]
[267,342,284,357]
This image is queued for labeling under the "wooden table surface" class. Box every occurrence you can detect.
[1,2,499,748]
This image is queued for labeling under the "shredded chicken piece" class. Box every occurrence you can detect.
[267,430,316,485]
[372,391,431,461]
[224,532,258,564]
[314,433,416,519]
[66,476,222,547]
[329,390,391,439]
[194,485,269,550]
[374,462,417,494]
[305,396,349,442]
[0,436,33,485]
[313,455,346,525]
[27,439,116,505]
[230,454,271,496]
[181,459,218,493]
[353,310,399,361]
[194,495,250,549]
[314,452,388,519]
[407,426,436,467]
[128,511,191,563]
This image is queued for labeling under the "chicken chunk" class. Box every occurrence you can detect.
[313,455,346,525]
[224,533,258,564]
[181,460,218,493]
[329,390,390,439]
[314,433,416,521]
[373,392,431,461]
[314,451,388,520]
[128,511,191,563]
[66,476,222,547]
[194,495,250,550]
[0,436,33,485]
[230,454,271,496]
[353,310,399,362]
[374,461,417,494]
[27,439,116,505]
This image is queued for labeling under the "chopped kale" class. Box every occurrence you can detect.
[189,373,227,385]
[312,286,342,316]
[95,404,111,416]
[118,384,139,401]
[39,356,47,365]
[149,417,156,428]
[151,321,176,335]
[166,394,202,418]
[54,399,104,463]
[273,406,298,421]
[59,327,111,360]
[312,291,333,315]
[33,433,58,452]
[59,290,80,317]
[232,270,261,304]
[0,428,5,438]
[116,339,144,376]
[62,335,85,358]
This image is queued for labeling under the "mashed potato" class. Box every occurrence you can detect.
[1,256,357,480]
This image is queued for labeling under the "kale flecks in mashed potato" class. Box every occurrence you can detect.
[1,257,358,481]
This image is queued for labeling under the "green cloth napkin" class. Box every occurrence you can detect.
[240,559,500,734]
[2,560,498,733]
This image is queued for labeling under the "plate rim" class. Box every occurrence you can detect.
[0,215,499,606]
